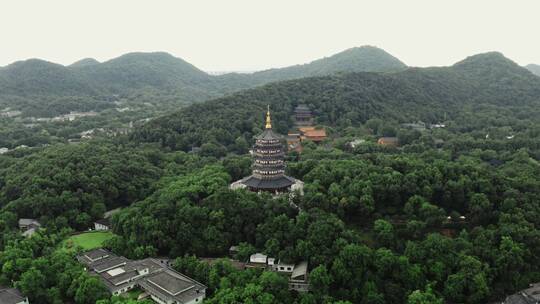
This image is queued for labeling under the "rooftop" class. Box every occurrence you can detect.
[78,250,206,300]
[250,253,268,264]
[0,287,26,304]
[147,272,194,295]
[255,128,283,140]
[291,261,308,279]
[18,218,40,227]
[95,218,110,226]
[139,269,206,303]
[241,175,296,189]
[303,129,326,138]
[92,256,129,273]
[82,248,111,263]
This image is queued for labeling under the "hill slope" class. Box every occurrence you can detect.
[217,46,407,88]
[132,52,540,151]
[526,64,540,76]
[0,59,96,96]
[0,46,408,116]
[72,52,213,91]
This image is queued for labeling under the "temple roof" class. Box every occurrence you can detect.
[255,128,282,140]
[240,175,296,189]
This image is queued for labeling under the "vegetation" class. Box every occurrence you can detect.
[133,52,540,152]
[62,231,115,251]
[0,49,539,303]
[0,46,406,118]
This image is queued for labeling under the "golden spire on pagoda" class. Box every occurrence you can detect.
[265,105,272,129]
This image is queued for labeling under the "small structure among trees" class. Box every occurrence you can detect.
[18,218,41,238]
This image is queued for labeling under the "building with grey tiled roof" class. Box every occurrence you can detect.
[77,249,206,302]
[139,269,206,304]
[502,283,540,304]
[0,287,29,304]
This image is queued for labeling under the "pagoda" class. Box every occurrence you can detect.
[294,104,314,127]
[230,107,303,194]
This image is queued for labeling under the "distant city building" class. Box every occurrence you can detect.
[0,287,29,304]
[78,249,207,302]
[230,107,303,194]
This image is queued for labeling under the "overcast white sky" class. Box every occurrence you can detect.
[1,0,539,71]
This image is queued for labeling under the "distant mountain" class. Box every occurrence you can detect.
[0,46,408,114]
[132,52,540,151]
[69,58,100,67]
[218,46,407,88]
[72,52,213,91]
[0,59,96,96]
[526,64,540,76]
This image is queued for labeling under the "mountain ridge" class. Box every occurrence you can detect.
[0,46,408,99]
[131,52,540,151]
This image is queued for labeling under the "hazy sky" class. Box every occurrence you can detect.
[1,0,539,71]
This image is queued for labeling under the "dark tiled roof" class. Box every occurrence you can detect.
[241,175,296,189]
[77,249,207,301]
[82,248,110,262]
[504,294,536,304]
[255,129,282,140]
[139,269,206,303]
[0,287,26,304]
[92,256,128,273]
[95,218,110,226]
[147,272,194,295]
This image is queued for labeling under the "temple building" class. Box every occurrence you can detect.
[230,107,303,194]
[294,104,314,127]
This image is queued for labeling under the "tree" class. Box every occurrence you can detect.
[373,219,394,248]
[407,285,443,304]
[310,265,332,297]
[74,275,109,304]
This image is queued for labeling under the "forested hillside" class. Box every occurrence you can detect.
[1,49,540,304]
[0,46,406,117]
[218,46,407,88]
[133,52,540,151]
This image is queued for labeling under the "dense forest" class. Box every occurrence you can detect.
[132,52,540,152]
[0,49,540,303]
